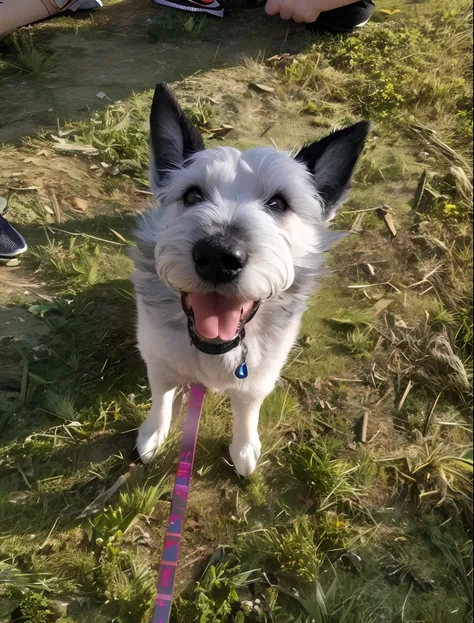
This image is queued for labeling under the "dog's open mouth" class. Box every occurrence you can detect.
[181,292,260,355]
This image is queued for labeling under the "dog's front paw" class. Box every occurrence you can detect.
[229,437,261,477]
[136,423,168,464]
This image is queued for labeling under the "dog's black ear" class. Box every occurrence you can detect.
[149,82,205,192]
[295,121,370,219]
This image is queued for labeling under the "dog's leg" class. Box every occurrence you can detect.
[229,386,270,477]
[137,364,176,463]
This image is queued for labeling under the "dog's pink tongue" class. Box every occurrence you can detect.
[191,293,252,341]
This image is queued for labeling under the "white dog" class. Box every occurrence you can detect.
[131,83,369,476]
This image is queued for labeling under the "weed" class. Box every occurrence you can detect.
[31,235,132,294]
[280,4,473,133]
[44,393,77,422]
[69,97,150,177]
[17,592,53,623]
[176,556,259,622]
[0,560,54,593]
[246,515,323,582]
[92,480,169,542]
[10,33,58,78]
[427,525,473,608]
[345,327,375,358]
[290,438,361,511]
[104,560,156,623]
[387,442,473,519]
[330,309,374,329]
[184,98,216,130]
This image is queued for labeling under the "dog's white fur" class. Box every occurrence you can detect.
[131,84,368,476]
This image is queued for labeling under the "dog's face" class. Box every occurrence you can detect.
[142,83,369,354]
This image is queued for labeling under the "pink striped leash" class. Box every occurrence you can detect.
[151,382,206,623]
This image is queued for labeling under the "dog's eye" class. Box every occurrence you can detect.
[183,187,203,206]
[265,194,288,212]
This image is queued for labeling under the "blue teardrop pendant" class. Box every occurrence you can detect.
[235,362,248,380]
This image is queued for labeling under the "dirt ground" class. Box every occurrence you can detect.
[0,0,302,142]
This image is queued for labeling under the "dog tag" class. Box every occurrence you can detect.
[234,362,248,380]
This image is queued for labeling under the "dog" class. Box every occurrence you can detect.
[131,83,369,476]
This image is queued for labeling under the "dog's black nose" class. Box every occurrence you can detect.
[192,237,247,283]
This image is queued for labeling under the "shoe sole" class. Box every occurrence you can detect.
[152,0,225,17]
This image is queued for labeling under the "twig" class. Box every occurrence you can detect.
[351,212,366,232]
[398,380,414,410]
[212,41,221,66]
[313,416,344,435]
[39,517,60,550]
[77,463,138,518]
[376,205,397,237]
[7,186,38,192]
[360,412,369,443]
[46,227,123,246]
[341,206,393,215]
[423,393,441,437]
[412,170,427,212]
[376,387,393,407]
[47,188,62,224]
[367,429,381,443]
[260,122,276,138]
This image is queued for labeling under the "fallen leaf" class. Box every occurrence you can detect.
[206,125,234,139]
[72,197,89,213]
[53,143,99,156]
[370,298,393,318]
[250,83,275,94]
[186,519,201,532]
[8,491,33,504]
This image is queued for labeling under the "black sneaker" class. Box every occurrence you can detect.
[0,214,28,259]
[307,0,375,34]
[152,0,225,18]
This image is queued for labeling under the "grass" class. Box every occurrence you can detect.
[146,12,207,42]
[0,33,59,78]
[0,1,472,622]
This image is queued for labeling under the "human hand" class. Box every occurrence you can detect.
[265,0,322,23]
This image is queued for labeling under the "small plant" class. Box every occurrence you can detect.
[104,560,156,623]
[92,480,169,542]
[185,98,216,130]
[388,442,473,520]
[290,438,361,511]
[12,34,58,78]
[0,560,54,592]
[31,235,132,293]
[18,592,53,623]
[247,516,322,583]
[177,557,258,622]
[330,309,374,329]
[345,327,375,358]
[71,99,149,173]
[428,525,473,608]
[44,392,77,422]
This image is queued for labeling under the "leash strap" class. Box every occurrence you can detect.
[151,382,206,623]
